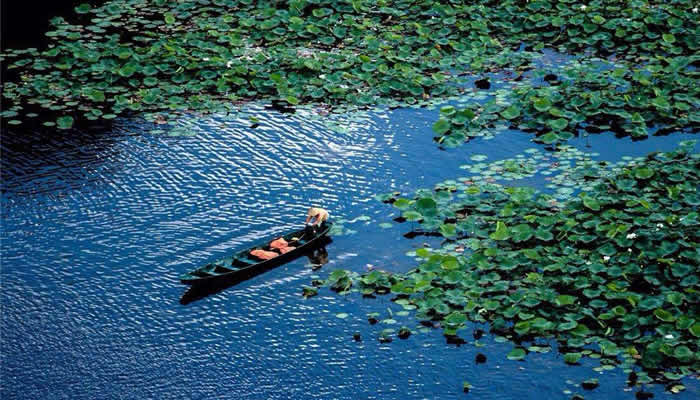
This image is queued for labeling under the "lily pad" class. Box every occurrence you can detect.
[507,347,527,361]
[489,221,511,241]
[564,352,582,364]
[501,105,521,120]
[56,116,74,129]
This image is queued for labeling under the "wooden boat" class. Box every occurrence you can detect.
[179,223,332,284]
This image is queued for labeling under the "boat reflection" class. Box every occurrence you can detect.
[180,239,331,305]
[307,246,329,270]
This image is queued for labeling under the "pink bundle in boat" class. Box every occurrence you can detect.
[269,238,296,253]
[249,237,296,260]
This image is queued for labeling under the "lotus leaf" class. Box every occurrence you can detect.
[489,221,511,241]
[56,116,74,129]
[564,352,582,364]
[507,348,526,361]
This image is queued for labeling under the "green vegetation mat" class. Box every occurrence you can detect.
[2,0,698,394]
[2,0,698,143]
[433,58,699,147]
[321,143,699,390]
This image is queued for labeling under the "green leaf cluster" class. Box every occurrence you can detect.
[324,144,700,385]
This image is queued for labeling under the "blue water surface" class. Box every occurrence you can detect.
[1,100,698,400]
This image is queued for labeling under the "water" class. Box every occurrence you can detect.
[1,103,697,399]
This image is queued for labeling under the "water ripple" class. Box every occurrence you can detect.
[2,103,698,399]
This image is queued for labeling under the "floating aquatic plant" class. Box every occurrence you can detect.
[320,142,700,391]
[2,0,698,134]
[0,0,503,127]
[433,57,699,146]
[515,59,700,143]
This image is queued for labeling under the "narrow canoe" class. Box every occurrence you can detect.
[179,222,332,284]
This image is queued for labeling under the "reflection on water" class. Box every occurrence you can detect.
[307,246,329,269]
[2,101,698,399]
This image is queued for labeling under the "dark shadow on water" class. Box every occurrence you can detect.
[179,240,331,306]
[445,335,466,346]
[402,230,443,239]
[1,1,108,82]
[1,124,122,195]
[265,100,298,115]
[3,1,87,50]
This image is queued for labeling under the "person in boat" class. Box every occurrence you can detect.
[249,207,328,260]
[305,207,329,235]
